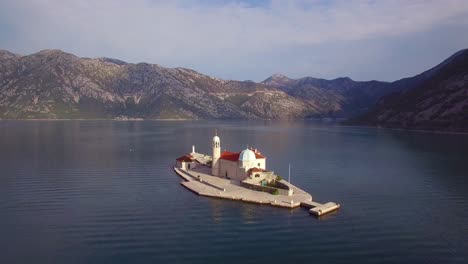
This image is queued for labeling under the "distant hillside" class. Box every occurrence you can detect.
[261,59,450,118]
[346,49,468,132]
[1,48,464,125]
[0,49,315,119]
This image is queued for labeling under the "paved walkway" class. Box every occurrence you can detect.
[174,166,312,208]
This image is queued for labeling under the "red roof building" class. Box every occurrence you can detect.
[176,155,194,163]
[219,149,265,161]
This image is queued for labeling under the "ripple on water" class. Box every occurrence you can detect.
[1,120,468,264]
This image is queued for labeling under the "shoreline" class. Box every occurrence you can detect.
[341,124,468,136]
[0,118,466,135]
[172,164,340,216]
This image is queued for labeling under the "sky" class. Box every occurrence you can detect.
[1,0,468,82]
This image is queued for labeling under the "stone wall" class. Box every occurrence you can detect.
[274,180,290,191]
[242,180,292,196]
[240,181,277,194]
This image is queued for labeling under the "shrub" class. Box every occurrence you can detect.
[276,175,282,181]
[272,189,279,195]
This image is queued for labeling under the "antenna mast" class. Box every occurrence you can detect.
[288,163,291,183]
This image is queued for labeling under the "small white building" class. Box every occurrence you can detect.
[175,154,197,170]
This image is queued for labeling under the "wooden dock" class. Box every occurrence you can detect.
[174,166,340,216]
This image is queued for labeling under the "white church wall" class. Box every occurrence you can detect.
[257,159,266,169]
[240,158,266,171]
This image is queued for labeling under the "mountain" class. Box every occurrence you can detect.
[346,49,468,132]
[0,49,316,119]
[262,73,297,92]
[263,75,402,117]
[261,68,448,118]
[1,48,465,125]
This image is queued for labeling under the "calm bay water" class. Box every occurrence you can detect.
[0,120,467,263]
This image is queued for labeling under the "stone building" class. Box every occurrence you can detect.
[175,132,293,195]
[211,133,267,181]
[176,132,275,182]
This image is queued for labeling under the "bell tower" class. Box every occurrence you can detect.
[212,130,221,176]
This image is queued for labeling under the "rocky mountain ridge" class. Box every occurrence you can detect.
[346,49,468,132]
[0,48,466,131]
[0,49,315,119]
[260,60,453,118]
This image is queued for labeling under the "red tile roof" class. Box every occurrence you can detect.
[176,155,193,162]
[248,167,266,175]
[249,147,266,159]
[251,167,264,172]
[220,150,266,161]
[254,152,266,159]
[220,151,239,161]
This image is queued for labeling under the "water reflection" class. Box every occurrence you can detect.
[1,120,467,264]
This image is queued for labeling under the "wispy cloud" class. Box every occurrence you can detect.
[1,0,468,81]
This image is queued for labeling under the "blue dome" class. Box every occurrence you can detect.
[239,149,256,162]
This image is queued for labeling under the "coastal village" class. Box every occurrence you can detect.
[174,132,340,216]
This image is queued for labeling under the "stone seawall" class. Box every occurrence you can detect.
[173,165,342,215]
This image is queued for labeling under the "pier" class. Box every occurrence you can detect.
[300,200,341,216]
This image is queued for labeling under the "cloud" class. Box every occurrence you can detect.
[1,0,468,81]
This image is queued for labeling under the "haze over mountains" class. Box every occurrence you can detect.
[0,48,466,132]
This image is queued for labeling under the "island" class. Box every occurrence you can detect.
[173,132,340,216]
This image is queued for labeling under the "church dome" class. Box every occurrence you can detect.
[239,148,256,162]
[213,135,220,142]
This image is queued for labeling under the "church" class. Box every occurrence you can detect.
[176,132,271,182]
[211,133,267,181]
